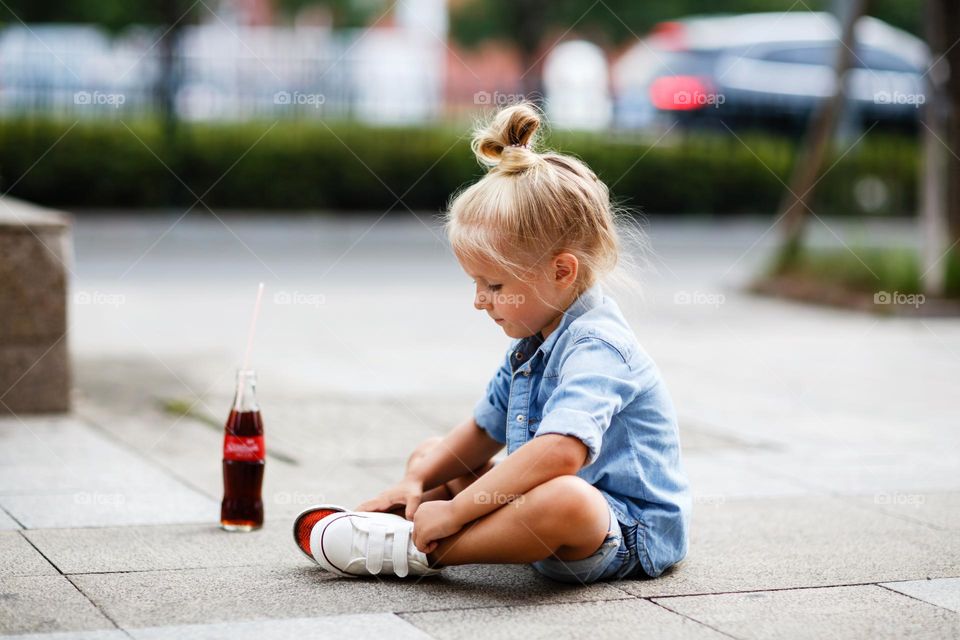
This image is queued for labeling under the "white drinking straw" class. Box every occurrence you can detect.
[236,282,265,405]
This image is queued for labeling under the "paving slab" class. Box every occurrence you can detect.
[33,215,960,637]
[78,390,439,525]
[0,488,217,529]
[682,451,814,502]
[70,564,633,628]
[401,598,729,640]
[0,460,188,496]
[0,509,20,530]
[676,421,770,452]
[0,532,57,577]
[881,578,960,614]
[25,522,302,574]
[0,416,140,468]
[668,362,960,457]
[0,415,186,496]
[77,395,443,516]
[78,398,253,507]
[0,415,218,529]
[262,398,450,458]
[0,631,125,640]
[750,447,960,496]
[0,576,116,636]
[128,613,431,640]
[80,386,448,469]
[262,457,400,519]
[614,495,960,598]
[851,491,960,532]
[653,584,960,640]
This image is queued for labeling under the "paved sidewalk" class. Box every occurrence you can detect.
[2,213,958,639]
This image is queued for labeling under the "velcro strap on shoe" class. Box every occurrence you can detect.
[365,523,386,574]
[392,525,410,578]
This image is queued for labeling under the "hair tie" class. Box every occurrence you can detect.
[508,142,531,149]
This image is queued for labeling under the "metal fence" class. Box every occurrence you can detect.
[0,22,444,123]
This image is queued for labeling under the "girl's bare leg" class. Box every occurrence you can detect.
[425,475,612,567]
[393,438,611,566]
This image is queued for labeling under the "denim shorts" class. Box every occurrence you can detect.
[530,499,648,584]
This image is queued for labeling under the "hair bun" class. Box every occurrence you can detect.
[471,102,542,174]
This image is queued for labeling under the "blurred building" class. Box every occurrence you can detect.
[0,5,929,135]
[0,0,448,124]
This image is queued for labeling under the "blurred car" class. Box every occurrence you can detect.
[611,12,929,135]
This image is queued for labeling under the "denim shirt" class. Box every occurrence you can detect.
[473,282,691,577]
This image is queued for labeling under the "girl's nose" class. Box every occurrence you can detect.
[474,289,491,310]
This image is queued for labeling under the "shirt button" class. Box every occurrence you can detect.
[516,414,525,422]
[522,370,530,376]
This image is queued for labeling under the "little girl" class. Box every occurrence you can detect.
[293,102,690,584]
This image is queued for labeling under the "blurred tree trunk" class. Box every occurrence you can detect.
[513,0,547,105]
[157,0,186,138]
[920,0,960,295]
[774,0,868,270]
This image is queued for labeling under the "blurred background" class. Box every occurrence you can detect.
[1,0,958,451]
[0,0,957,301]
[1,4,960,635]
[0,0,957,427]
[0,0,946,215]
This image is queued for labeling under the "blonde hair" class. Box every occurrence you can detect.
[443,101,646,304]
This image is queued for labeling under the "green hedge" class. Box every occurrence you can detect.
[0,118,918,215]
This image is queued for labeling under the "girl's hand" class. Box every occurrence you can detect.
[412,500,463,554]
[353,476,425,521]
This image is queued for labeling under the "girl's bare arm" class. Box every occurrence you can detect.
[407,417,504,491]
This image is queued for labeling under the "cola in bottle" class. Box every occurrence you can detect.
[221,369,265,531]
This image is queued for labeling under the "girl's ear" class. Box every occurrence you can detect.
[553,253,579,287]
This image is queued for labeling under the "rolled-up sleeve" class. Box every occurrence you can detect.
[472,347,513,444]
[534,337,641,468]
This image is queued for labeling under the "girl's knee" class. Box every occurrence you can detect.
[474,459,495,476]
[532,476,606,525]
[419,435,445,451]
[536,474,591,497]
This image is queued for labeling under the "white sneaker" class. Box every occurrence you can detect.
[292,504,349,564]
[309,511,444,578]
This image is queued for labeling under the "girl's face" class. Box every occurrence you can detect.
[458,253,579,340]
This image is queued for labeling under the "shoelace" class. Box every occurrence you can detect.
[361,520,413,577]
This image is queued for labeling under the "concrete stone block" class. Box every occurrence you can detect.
[654,585,960,639]
[402,598,729,640]
[70,564,632,628]
[0,197,71,415]
[0,576,114,635]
